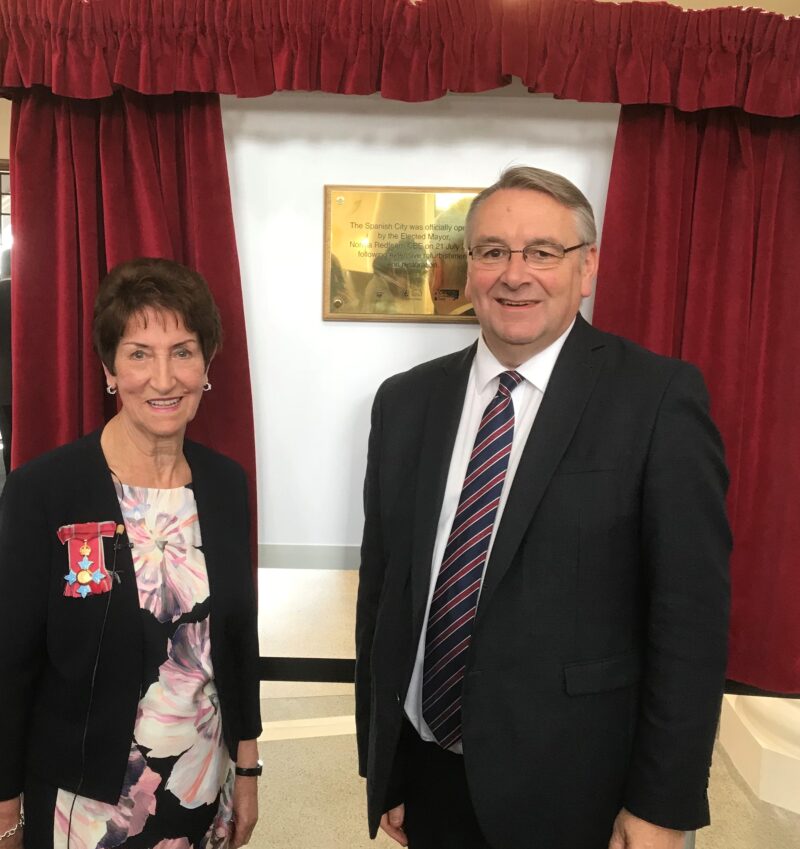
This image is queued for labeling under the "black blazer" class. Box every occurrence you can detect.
[0,430,261,803]
[355,316,731,849]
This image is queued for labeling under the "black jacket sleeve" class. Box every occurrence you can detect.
[623,363,731,830]
[231,462,262,744]
[355,386,387,778]
[0,469,49,800]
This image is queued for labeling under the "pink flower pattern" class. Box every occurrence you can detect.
[200,768,234,849]
[136,617,230,808]
[53,486,233,848]
[53,745,161,849]
[117,484,208,623]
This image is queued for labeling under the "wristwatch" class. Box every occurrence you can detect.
[235,759,263,777]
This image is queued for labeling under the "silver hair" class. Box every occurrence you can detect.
[464,166,597,248]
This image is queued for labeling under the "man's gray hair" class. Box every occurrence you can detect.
[464,166,597,247]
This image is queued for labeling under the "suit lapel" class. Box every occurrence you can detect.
[475,316,607,622]
[183,442,222,599]
[411,344,476,639]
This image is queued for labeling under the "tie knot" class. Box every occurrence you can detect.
[498,370,523,395]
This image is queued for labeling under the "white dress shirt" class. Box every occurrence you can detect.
[403,320,575,750]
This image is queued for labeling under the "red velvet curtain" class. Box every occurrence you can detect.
[0,1,796,114]
[10,89,257,540]
[2,0,798,688]
[594,105,800,692]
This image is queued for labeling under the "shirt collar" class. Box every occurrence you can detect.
[474,317,576,395]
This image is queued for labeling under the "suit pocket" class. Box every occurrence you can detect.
[563,651,641,695]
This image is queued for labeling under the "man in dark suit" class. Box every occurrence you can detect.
[355,167,731,849]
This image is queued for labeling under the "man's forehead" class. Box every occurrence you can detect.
[477,187,569,215]
[473,231,566,246]
[471,189,576,240]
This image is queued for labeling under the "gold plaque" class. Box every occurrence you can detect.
[323,185,482,322]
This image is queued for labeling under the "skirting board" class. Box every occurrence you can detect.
[258,544,360,570]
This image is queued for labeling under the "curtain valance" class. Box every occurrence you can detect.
[0,1,796,116]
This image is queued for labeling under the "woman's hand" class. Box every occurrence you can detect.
[229,776,258,848]
[229,740,260,848]
[0,830,23,849]
[0,797,23,849]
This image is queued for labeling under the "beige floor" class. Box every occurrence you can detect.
[696,745,800,849]
[254,695,386,849]
[258,569,358,660]
[250,692,800,849]
[258,568,355,699]
[254,569,800,848]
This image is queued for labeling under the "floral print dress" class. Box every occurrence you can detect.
[50,484,234,849]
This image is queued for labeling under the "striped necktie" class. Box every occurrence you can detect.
[422,369,523,748]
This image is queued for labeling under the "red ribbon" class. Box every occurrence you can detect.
[57,521,120,598]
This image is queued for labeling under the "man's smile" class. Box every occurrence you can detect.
[496,298,540,308]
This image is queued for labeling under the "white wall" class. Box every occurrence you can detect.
[221,86,620,549]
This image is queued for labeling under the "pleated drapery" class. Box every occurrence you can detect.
[595,106,800,692]
[0,1,796,114]
[1,0,799,689]
[10,90,257,543]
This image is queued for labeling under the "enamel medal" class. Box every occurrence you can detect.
[58,521,119,598]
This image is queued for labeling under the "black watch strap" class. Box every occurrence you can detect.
[235,759,263,777]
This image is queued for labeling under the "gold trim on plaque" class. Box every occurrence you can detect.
[323,185,482,323]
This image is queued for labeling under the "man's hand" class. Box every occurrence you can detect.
[609,808,685,849]
[229,776,258,848]
[380,803,408,846]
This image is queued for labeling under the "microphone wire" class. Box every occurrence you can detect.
[66,526,125,849]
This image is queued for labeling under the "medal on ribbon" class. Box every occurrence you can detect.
[57,521,120,598]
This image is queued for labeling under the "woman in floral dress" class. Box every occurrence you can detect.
[0,259,262,849]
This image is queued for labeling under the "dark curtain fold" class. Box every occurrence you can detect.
[0,1,796,115]
[10,89,258,557]
[594,105,800,693]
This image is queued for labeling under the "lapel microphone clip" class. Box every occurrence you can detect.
[110,523,130,583]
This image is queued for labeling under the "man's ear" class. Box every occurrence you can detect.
[580,245,599,298]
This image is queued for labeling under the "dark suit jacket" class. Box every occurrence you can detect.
[355,315,731,849]
[0,430,261,803]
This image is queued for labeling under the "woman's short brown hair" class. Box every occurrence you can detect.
[93,258,223,374]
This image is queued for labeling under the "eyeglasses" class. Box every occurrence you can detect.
[468,242,586,269]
